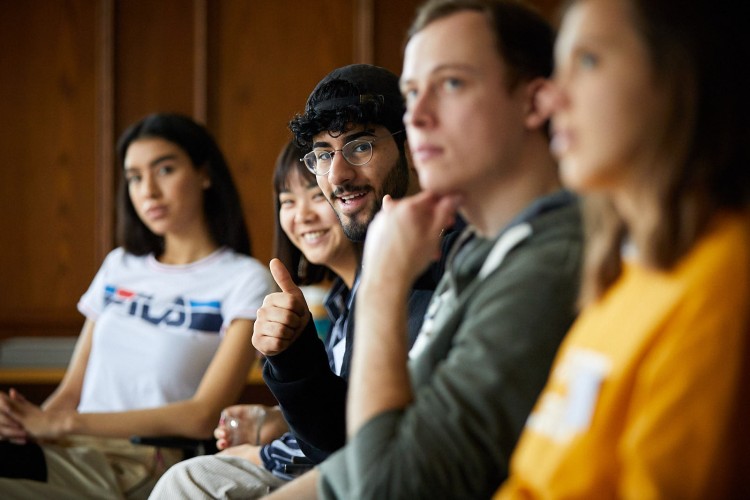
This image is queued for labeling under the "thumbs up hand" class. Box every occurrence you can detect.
[252,259,312,356]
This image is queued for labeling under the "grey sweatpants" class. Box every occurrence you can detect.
[149,455,287,499]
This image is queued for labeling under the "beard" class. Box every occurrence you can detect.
[335,153,410,242]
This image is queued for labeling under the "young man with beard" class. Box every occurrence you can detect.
[253,63,457,462]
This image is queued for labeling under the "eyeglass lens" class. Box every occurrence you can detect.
[304,139,374,174]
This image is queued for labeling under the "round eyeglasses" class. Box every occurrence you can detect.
[301,130,404,176]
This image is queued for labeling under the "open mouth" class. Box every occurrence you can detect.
[338,192,367,205]
[301,229,329,243]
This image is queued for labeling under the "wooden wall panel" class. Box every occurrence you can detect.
[114,0,196,134]
[0,0,563,342]
[208,0,356,264]
[373,0,422,74]
[533,0,565,22]
[0,0,99,338]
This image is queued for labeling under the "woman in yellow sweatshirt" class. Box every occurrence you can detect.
[496,0,750,498]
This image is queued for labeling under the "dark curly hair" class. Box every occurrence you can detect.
[289,64,407,156]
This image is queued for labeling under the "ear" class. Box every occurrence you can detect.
[523,77,553,130]
[199,167,211,189]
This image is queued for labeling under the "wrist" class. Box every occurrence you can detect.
[362,253,432,289]
[359,274,410,302]
[59,409,78,436]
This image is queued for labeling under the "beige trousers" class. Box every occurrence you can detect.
[0,436,182,500]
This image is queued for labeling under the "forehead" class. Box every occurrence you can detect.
[311,123,382,144]
[556,0,637,62]
[124,137,185,167]
[402,10,505,80]
[282,168,317,191]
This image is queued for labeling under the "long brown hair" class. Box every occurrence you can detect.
[578,0,750,304]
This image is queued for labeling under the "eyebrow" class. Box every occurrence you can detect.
[400,63,479,89]
[312,129,376,149]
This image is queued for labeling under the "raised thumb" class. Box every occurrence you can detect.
[269,258,302,295]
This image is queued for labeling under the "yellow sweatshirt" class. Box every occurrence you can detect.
[496,212,750,499]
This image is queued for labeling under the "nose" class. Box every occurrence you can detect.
[326,148,356,187]
[139,172,160,199]
[537,78,566,116]
[403,88,435,130]
[294,197,317,224]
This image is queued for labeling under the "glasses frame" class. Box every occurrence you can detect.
[300,130,404,176]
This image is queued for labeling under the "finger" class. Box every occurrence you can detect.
[225,404,248,416]
[381,194,394,210]
[252,334,296,357]
[0,422,28,441]
[9,388,27,403]
[259,295,307,322]
[269,259,303,296]
[216,437,229,450]
[0,412,23,428]
[255,322,298,343]
[256,306,303,331]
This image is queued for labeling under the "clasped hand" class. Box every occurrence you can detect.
[0,388,62,443]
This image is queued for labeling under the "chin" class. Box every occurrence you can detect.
[421,180,453,196]
[342,219,368,242]
[559,159,588,192]
[143,224,168,237]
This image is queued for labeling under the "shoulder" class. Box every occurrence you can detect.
[501,200,583,281]
[672,211,750,303]
[99,247,148,270]
[210,249,273,291]
[213,249,269,274]
[527,195,583,246]
[684,211,750,271]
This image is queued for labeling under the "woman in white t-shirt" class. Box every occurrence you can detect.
[0,113,273,498]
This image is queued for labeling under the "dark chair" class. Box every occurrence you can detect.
[130,435,218,459]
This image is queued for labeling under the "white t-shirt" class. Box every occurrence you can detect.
[76,247,272,412]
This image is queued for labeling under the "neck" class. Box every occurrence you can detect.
[462,133,561,238]
[611,184,658,264]
[328,247,360,289]
[160,225,219,265]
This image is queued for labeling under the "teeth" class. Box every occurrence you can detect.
[303,230,326,242]
[340,192,364,202]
